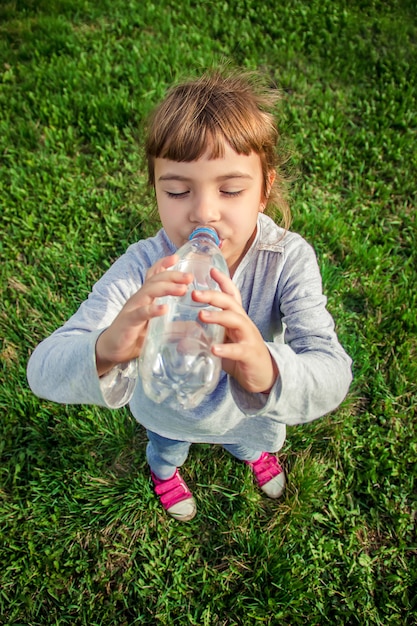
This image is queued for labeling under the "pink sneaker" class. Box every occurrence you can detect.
[151,469,197,521]
[246,452,286,499]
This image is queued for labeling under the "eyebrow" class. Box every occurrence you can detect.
[158,172,254,182]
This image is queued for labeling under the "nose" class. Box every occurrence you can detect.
[190,193,220,225]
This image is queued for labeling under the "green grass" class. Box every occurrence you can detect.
[1,0,416,624]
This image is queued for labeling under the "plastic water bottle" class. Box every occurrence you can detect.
[139,227,229,410]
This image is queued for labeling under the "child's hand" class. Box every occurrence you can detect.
[95,255,193,376]
[193,267,279,394]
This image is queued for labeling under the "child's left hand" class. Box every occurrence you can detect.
[193,267,279,394]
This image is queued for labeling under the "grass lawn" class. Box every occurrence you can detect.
[1,0,416,624]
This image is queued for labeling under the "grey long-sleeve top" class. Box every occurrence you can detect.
[27,214,352,452]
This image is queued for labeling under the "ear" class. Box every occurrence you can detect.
[266,169,276,197]
[260,170,276,212]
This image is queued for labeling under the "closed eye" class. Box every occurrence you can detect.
[166,191,189,198]
[222,190,243,197]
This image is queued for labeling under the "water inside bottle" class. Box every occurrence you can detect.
[142,321,221,409]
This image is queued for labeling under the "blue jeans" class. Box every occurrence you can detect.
[146,430,263,479]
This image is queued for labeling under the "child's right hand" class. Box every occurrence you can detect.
[95,254,192,376]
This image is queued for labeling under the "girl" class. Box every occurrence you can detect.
[27,69,352,522]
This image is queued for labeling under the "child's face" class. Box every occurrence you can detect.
[154,141,270,273]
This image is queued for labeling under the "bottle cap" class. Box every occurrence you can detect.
[189,227,220,246]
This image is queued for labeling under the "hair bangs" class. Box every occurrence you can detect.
[157,124,227,163]
[154,107,264,164]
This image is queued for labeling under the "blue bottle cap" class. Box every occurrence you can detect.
[189,227,220,246]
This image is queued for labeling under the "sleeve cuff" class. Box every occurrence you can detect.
[229,374,283,416]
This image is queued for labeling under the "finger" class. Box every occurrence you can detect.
[192,288,243,313]
[126,301,168,326]
[199,309,254,343]
[211,341,249,360]
[210,267,242,303]
[147,268,193,287]
[146,254,179,279]
[127,275,191,309]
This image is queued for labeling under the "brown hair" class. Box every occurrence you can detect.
[145,69,291,227]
